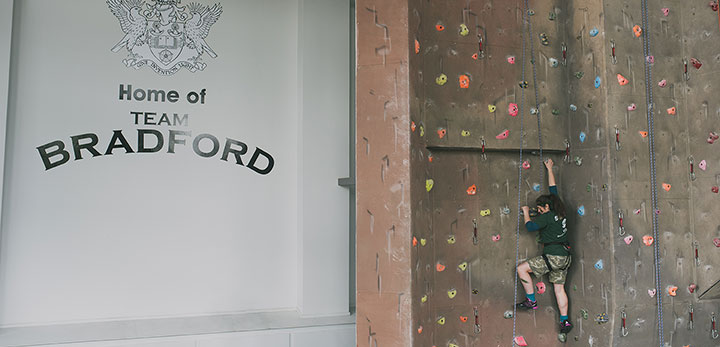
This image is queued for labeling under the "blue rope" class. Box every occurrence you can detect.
[524,0,544,183]
[639,0,665,344]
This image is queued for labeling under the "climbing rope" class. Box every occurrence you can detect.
[639,0,665,344]
[524,0,544,183]
[512,2,531,346]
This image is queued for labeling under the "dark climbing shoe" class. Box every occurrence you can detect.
[516,298,538,310]
[560,320,573,334]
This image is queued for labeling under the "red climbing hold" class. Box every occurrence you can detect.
[712,186,719,193]
[514,336,528,346]
[508,103,519,116]
[691,58,702,69]
[496,129,509,140]
[711,1,719,12]
[714,238,720,247]
[689,283,697,293]
[643,235,654,246]
[522,160,531,170]
[617,74,629,86]
[536,281,546,294]
[436,262,446,272]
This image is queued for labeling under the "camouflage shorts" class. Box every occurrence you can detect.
[527,254,572,284]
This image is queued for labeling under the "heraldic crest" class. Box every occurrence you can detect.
[107,0,222,75]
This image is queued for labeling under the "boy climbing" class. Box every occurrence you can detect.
[516,158,573,334]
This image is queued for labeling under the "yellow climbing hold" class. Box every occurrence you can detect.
[458,262,468,271]
[419,125,425,137]
[480,209,491,216]
[421,294,428,303]
[426,179,434,192]
[459,23,469,36]
[488,104,497,113]
[449,343,460,347]
[461,130,471,137]
[437,316,446,325]
[420,238,427,246]
[447,289,457,299]
[447,235,456,244]
[435,73,448,86]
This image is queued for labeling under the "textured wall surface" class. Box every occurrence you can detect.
[356,0,720,346]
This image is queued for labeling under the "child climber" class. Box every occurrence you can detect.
[516,158,573,334]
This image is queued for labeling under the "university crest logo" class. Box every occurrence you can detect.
[107,0,222,75]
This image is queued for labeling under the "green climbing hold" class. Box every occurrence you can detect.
[549,12,557,20]
[504,310,514,319]
[587,103,593,109]
[573,285,577,291]
[558,333,567,343]
[552,109,560,116]
[581,309,589,319]
[575,71,584,79]
[586,184,592,192]
[527,9,535,16]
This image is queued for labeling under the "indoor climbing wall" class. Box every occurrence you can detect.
[356,0,720,346]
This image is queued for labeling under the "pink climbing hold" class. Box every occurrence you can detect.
[492,234,501,242]
[646,55,655,64]
[648,289,657,297]
[658,79,667,88]
[536,281,546,294]
[522,160,531,169]
[633,208,642,215]
[662,8,670,16]
[624,235,634,245]
[708,132,719,144]
[496,129,510,140]
[507,56,516,64]
[627,103,637,111]
[508,103,519,116]
[714,238,720,247]
[699,160,707,171]
[688,283,697,293]
[514,336,528,346]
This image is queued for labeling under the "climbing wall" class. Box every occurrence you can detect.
[356,0,720,346]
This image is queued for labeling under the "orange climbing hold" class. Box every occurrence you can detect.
[472,52,479,60]
[437,128,447,139]
[667,107,677,115]
[459,316,468,322]
[428,154,433,163]
[414,39,420,54]
[411,121,416,132]
[417,325,423,334]
[668,286,678,297]
[413,237,418,247]
[643,235,654,246]
[436,24,445,31]
[459,75,470,89]
[617,74,629,86]
[663,183,672,191]
[639,131,649,138]
[633,25,642,37]
[467,184,477,195]
[436,262,446,272]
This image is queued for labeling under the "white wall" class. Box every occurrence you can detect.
[0,0,350,335]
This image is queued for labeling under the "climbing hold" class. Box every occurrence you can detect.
[428,154,433,163]
[712,186,719,194]
[570,104,578,111]
[633,208,642,215]
[411,121,417,132]
[421,294,428,303]
[617,74,629,86]
[708,131,719,144]
[480,209,491,216]
[574,156,583,166]
[662,7,669,16]
[522,160,531,170]
[447,289,457,299]
[663,183,672,191]
[437,316,445,325]
[488,104,497,113]
[699,160,707,171]
[691,58,702,69]
[426,179,434,192]
[419,125,424,137]
[459,315,468,322]
[492,234,501,242]
[437,128,447,139]
[589,28,599,37]
[519,80,529,89]
[435,73,448,86]
[646,55,655,64]
[539,32,549,46]
[471,52,479,60]
[549,11,557,20]
[414,39,420,54]
[594,76,602,88]
[417,325,423,334]
[579,132,587,143]
[578,206,585,216]
[639,131,648,138]
[459,23,469,36]
[420,238,427,246]
[459,75,470,89]
[575,71,584,79]
[436,262,445,272]
[412,237,418,247]
[668,286,678,297]
[533,183,541,192]
[530,107,539,116]
[712,0,719,11]
[648,289,657,297]
[507,56,516,64]
[472,288,479,294]
[643,235,654,246]
[435,23,445,31]
[667,107,676,115]
[624,235,634,245]
[467,184,477,195]
[447,235,456,244]
[461,130,471,137]
[633,25,642,37]
[581,309,589,319]
[509,103,519,116]
[514,336,528,346]
[658,79,667,88]
[536,281,546,294]
[628,103,637,111]
[713,238,720,247]
[458,262,468,271]
[558,333,567,343]
[549,57,559,67]
[502,207,511,215]
[596,313,609,324]
[688,283,697,293]
[527,9,535,16]
[594,259,604,270]
[504,310,514,319]
[655,209,661,215]
[496,129,509,140]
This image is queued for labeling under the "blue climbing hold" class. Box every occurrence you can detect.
[533,183,541,192]
[594,76,601,88]
[570,104,578,112]
[589,28,599,37]
[579,132,586,143]
[594,259,604,270]
[577,205,585,216]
